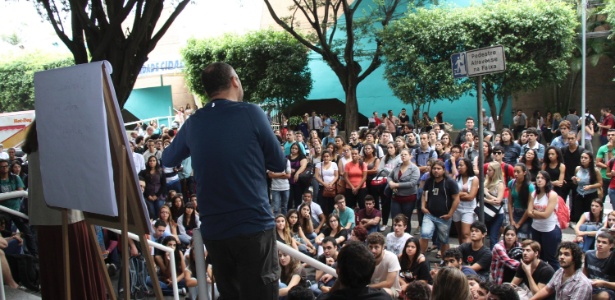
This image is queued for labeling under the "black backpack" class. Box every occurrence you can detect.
[7,253,40,291]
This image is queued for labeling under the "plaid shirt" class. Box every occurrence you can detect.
[490,240,521,284]
[546,268,593,300]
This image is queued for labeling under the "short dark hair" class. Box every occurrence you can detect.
[154,219,167,228]
[321,236,338,248]
[393,214,408,226]
[334,194,345,203]
[489,284,520,300]
[525,127,539,136]
[336,241,376,289]
[364,195,375,203]
[443,247,462,261]
[287,285,315,300]
[558,241,584,270]
[366,232,385,246]
[466,117,474,121]
[597,232,614,245]
[471,221,487,234]
[405,280,431,300]
[201,62,234,98]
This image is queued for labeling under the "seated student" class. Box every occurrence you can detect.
[511,240,554,299]
[436,247,478,277]
[356,195,382,234]
[319,241,391,300]
[0,235,20,290]
[312,237,339,296]
[366,233,402,299]
[431,266,472,300]
[574,199,605,252]
[332,195,355,230]
[583,232,615,300]
[287,286,315,300]
[278,251,307,298]
[315,214,349,251]
[177,201,200,246]
[404,280,431,300]
[148,236,197,295]
[348,225,368,243]
[151,219,171,256]
[385,214,412,256]
[488,284,520,300]
[459,221,492,282]
[399,237,433,292]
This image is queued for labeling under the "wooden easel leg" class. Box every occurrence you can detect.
[62,210,71,300]
[139,235,164,300]
[87,224,116,300]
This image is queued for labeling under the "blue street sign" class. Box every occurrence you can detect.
[451,52,468,79]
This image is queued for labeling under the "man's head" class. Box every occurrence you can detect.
[322,236,338,258]
[465,117,475,129]
[442,247,463,269]
[569,108,577,115]
[392,214,408,236]
[7,148,16,160]
[487,284,520,300]
[465,130,475,143]
[521,240,541,264]
[430,160,446,179]
[470,221,487,242]
[400,108,407,115]
[419,132,429,147]
[364,195,375,212]
[286,130,296,142]
[0,159,8,176]
[566,132,578,146]
[302,190,313,203]
[608,129,615,143]
[138,177,146,192]
[451,145,462,159]
[335,195,346,211]
[525,127,539,144]
[336,241,376,289]
[406,131,416,144]
[201,62,243,101]
[492,145,504,162]
[295,132,304,142]
[153,220,167,239]
[366,232,386,260]
[516,109,523,116]
[350,131,359,142]
[601,107,611,116]
[329,125,337,137]
[558,241,583,270]
[381,131,392,144]
[596,232,614,254]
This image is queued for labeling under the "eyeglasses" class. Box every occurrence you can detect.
[0,165,8,169]
[493,152,503,155]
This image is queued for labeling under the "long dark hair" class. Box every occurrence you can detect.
[590,199,604,223]
[385,141,399,163]
[534,171,553,195]
[22,120,38,154]
[545,146,563,165]
[515,163,531,209]
[288,142,306,161]
[145,156,162,173]
[456,158,475,181]
[399,237,422,270]
[581,150,598,184]
[182,207,198,230]
[286,209,301,233]
[161,236,182,273]
[520,149,540,172]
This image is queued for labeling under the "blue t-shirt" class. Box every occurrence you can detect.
[162,99,286,240]
[0,175,25,211]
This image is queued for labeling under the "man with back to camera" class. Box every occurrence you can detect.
[162,62,286,299]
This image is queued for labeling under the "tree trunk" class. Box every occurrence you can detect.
[344,81,359,139]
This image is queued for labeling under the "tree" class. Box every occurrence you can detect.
[383,0,577,131]
[34,0,191,107]
[181,30,312,118]
[0,54,73,112]
[263,0,405,133]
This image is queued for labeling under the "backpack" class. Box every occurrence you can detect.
[412,148,435,166]
[6,254,40,291]
[532,191,569,229]
[129,255,150,298]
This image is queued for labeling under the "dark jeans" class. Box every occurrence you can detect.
[532,226,562,271]
[561,181,578,221]
[390,199,417,233]
[145,199,164,220]
[289,182,306,211]
[487,213,504,250]
[204,228,279,300]
[2,212,37,256]
[366,181,381,213]
[602,178,610,203]
[317,187,335,217]
[572,192,598,223]
[345,188,367,210]
[379,185,391,226]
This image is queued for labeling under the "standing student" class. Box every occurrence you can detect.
[571,151,602,223]
[527,171,562,270]
[161,62,286,299]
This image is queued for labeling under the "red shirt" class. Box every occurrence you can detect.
[602,113,615,136]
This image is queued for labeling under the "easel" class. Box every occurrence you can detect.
[53,62,163,300]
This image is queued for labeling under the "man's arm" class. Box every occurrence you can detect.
[368,270,397,289]
[315,213,326,233]
[161,120,191,167]
[530,286,553,300]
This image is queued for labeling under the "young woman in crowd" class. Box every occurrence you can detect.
[490,225,521,285]
[571,151,602,223]
[288,142,308,210]
[507,163,534,240]
[363,143,381,212]
[344,148,368,209]
[542,146,566,200]
[574,199,605,252]
[309,130,320,147]
[275,214,299,251]
[520,148,539,183]
[428,130,438,147]
[139,155,166,220]
[483,161,506,249]
[334,136,346,158]
[278,252,306,298]
[454,158,478,244]
[434,141,450,162]
[499,128,522,165]
[157,204,178,238]
[527,171,561,270]
[378,142,401,230]
[580,117,595,153]
[298,203,317,241]
[169,194,185,223]
[326,143,338,162]
[148,236,197,295]
[515,130,528,147]
[348,224,368,243]
[177,202,200,246]
[314,150,339,216]
[431,267,471,300]
[387,149,420,233]
[440,133,453,153]
[473,141,493,175]
[286,209,317,256]
[315,214,348,247]
[394,136,407,153]
[399,237,433,292]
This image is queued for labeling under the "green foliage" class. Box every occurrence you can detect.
[181,30,312,112]
[382,0,577,127]
[0,53,73,112]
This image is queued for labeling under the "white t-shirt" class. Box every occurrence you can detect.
[271,159,291,191]
[386,232,412,256]
[371,250,401,295]
[317,162,338,184]
[0,152,8,160]
[456,176,477,211]
[531,192,558,232]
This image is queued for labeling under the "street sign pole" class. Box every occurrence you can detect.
[477,75,485,223]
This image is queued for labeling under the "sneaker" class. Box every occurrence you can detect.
[107,263,117,277]
[179,287,186,296]
[379,225,387,232]
[413,226,421,235]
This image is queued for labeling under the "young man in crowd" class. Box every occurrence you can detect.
[583,232,615,300]
[348,130,364,152]
[385,214,412,256]
[385,110,399,136]
[595,129,615,202]
[322,125,337,147]
[405,129,419,151]
[312,237,339,296]
[531,242,592,300]
[561,131,582,206]
[413,132,438,175]
[550,120,572,149]
[598,107,614,145]
[367,233,402,299]
[487,284,520,300]
[334,195,355,230]
[459,221,492,281]
[513,110,529,140]
[420,161,459,255]
[438,247,478,277]
[521,127,546,162]
[445,145,463,177]
[284,130,307,156]
[512,240,555,299]
[357,195,382,234]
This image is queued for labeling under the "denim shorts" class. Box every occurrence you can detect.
[421,214,452,244]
